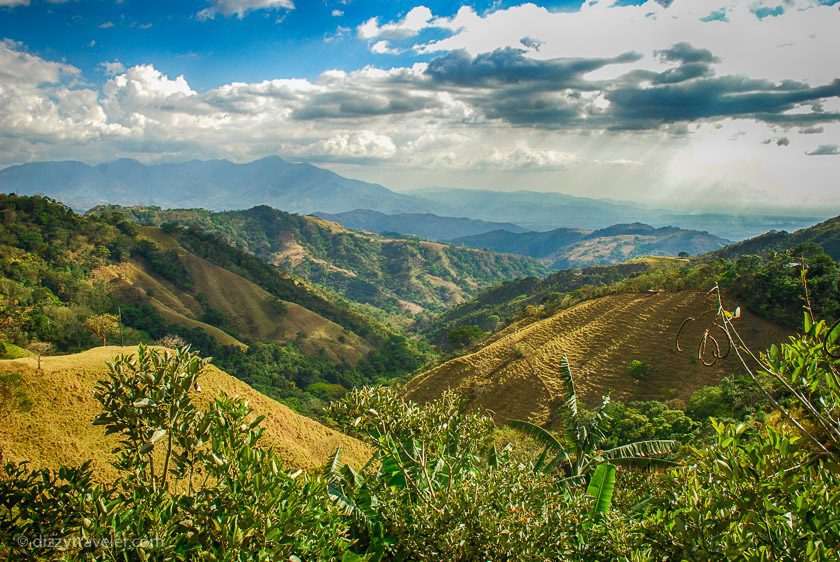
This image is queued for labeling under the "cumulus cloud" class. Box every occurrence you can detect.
[0,0,29,7]
[358,6,435,40]
[370,40,403,55]
[197,0,294,20]
[806,144,840,156]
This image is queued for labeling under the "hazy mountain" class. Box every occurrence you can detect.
[453,222,729,269]
[1,158,826,241]
[314,209,527,241]
[0,157,431,215]
[408,187,654,231]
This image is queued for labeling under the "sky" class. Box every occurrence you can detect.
[0,0,838,214]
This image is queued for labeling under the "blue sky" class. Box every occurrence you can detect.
[1,1,583,89]
[0,0,838,213]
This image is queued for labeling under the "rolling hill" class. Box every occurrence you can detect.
[99,205,545,315]
[453,223,729,269]
[0,346,370,479]
[314,209,527,241]
[405,291,789,426]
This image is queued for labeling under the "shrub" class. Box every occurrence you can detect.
[627,359,650,380]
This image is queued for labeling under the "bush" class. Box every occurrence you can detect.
[627,359,650,380]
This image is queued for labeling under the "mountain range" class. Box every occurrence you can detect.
[0,157,825,239]
[453,223,730,269]
[314,209,528,241]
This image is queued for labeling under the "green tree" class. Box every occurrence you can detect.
[84,314,119,347]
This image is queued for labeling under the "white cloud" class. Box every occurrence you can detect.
[197,0,294,20]
[98,21,115,29]
[0,0,29,7]
[98,60,126,76]
[370,40,403,55]
[358,6,436,40]
[331,9,343,17]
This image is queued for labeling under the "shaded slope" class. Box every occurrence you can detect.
[406,291,788,426]
[314,209,527,241]
[0,347,370,478]
[711,214,840,261]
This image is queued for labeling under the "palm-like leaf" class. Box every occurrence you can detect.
[323,446,343,480]
[508,419,566,454]
[587,462,616,517]
[559,355,578,418]
[602,440,677,460]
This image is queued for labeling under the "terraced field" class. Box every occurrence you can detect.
[405,291,789,426]
[0,347,370,479]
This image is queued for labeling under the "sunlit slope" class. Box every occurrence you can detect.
[97,226,371,363]
[0,347,370,479]
[405,291,788,426]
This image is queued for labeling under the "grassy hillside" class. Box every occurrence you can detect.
[99,226,371,363]
[406,291,788,426]
[0,346,370,478]
[453,223,728,269]
[96,205,545,315]
[0,195,428,414]
[422,257,685,347]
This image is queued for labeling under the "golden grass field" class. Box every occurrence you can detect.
[0,346,370,479]
[405,291,790,426]
[96,226,372,363]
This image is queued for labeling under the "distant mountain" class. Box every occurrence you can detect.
[710,214,840,261]
[453,222,729,269]
[97,205,545,314]
[0,157,431,215]
[408,187,654,231]
[314,209,527,241]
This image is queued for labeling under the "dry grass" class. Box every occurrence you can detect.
[405,291,789,426]
[98,227,372,363]
[0,346,370,479]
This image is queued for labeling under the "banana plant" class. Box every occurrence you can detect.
[509,355,678,480]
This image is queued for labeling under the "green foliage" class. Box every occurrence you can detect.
[133,239,193,291]
[0,342,30,359]
[446,324,488,350]
[326,387,644,560]
[645,420,840,560]
[627,359,649,380]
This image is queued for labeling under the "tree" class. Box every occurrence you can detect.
[25,341,53,372]
[677,251,690,259]
[84,314,119,347]
[510,355,677,480]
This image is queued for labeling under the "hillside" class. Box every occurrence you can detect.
[421,257,686,346]
[711,214,840,261]
[0,346,370,478]
[405,291,789,426]
[99,205,545,315]
[453,223,729,269]
[98,226,371,363]
[314,209,527,241]
[0,195,428,413]
[0,157,430,215]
